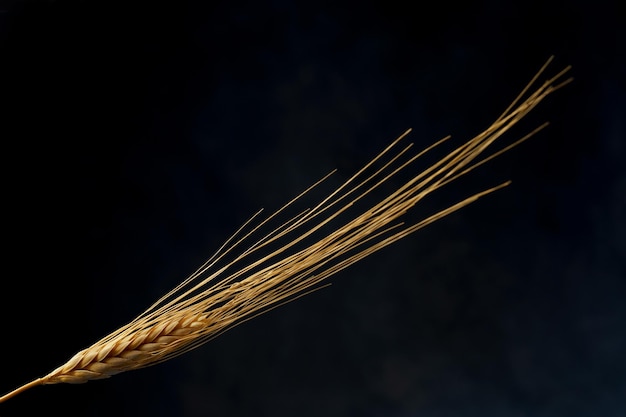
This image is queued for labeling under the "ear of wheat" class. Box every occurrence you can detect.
[0,58,571,404]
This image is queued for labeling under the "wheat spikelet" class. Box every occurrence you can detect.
[0,58,571,404]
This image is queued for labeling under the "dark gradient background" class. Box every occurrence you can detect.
[0,1,624,416]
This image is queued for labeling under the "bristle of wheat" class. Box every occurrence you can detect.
[0,57,571,404]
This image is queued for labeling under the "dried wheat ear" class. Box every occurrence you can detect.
[0,58,571,403]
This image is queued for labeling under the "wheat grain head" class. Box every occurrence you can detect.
[0,57,571,404]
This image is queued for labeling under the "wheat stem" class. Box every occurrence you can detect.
[0,379,44,403]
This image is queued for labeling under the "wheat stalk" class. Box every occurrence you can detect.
[0,57,571,404]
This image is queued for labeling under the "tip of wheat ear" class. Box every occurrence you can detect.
[0,57,571,404]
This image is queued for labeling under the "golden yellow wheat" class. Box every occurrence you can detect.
[0,58,571,404]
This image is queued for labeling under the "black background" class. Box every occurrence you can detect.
[0,1,624,416]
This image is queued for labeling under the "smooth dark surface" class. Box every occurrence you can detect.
[1,1,624,416]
